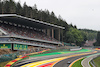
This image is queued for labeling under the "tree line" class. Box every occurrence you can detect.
[94,31,100,46]
[0,0,97,46]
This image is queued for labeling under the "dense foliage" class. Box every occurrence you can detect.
[0,0,97,46]
[64,27,84,46]
[94,32,100,46]
[79,29,97,40]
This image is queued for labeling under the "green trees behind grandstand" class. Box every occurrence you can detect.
[64,27,84,46]
[0,0,97,46]
[94,31,100,46]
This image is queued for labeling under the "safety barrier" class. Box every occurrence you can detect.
[70,48,82,51]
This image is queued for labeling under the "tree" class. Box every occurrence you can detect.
[94,31,100,46]
[9,0,16,13]
[16,2,22,15]
[22,2,28,16]
[32,4,38,19]
[64,27,83,46]
[2,0,8,13]
[0,0,2,13]
[79,29,97,40]
[97,32,100,43]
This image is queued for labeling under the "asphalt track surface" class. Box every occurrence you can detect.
[54,51,100,67]
[81,53,100,67]
[13,50,99,67]
[53,54,91,67]
[13,52,86,67]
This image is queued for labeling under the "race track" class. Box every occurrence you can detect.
[13,49,98,67]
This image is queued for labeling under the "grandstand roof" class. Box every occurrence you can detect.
[0,14,65,29]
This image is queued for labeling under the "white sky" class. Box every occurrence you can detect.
[15,0,100,31]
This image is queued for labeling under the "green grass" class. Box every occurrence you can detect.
[29,49,69,57]
[89,62,93,67]
[71,58,84,67]
[93,56,100,67]
[29,49,91,57]
[43,49,69,53]
[0,61,11,67]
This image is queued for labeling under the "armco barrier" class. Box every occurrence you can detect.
[70,48,82,51]
[5,49,50,67]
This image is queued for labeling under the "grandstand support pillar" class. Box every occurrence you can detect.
[55,29,60,41]
[43,29,46,34]
[52,29,54,38]
[0,31,2,35]
[62,30,63,42]
[47,29,50,36]
[58,29,60,41]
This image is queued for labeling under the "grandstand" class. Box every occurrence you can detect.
[0,14,65,52]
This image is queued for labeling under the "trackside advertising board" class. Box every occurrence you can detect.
[14,44,28,50]
[0,44,11,49]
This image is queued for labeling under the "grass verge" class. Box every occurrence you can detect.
[29,49,69,57]
[71,58,85,67]
[0,60,11,67]
[93,56,100,67]
[89,62,93,67]
[29,49,91,57]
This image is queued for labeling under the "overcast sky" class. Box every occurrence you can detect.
[15,0,100,31]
